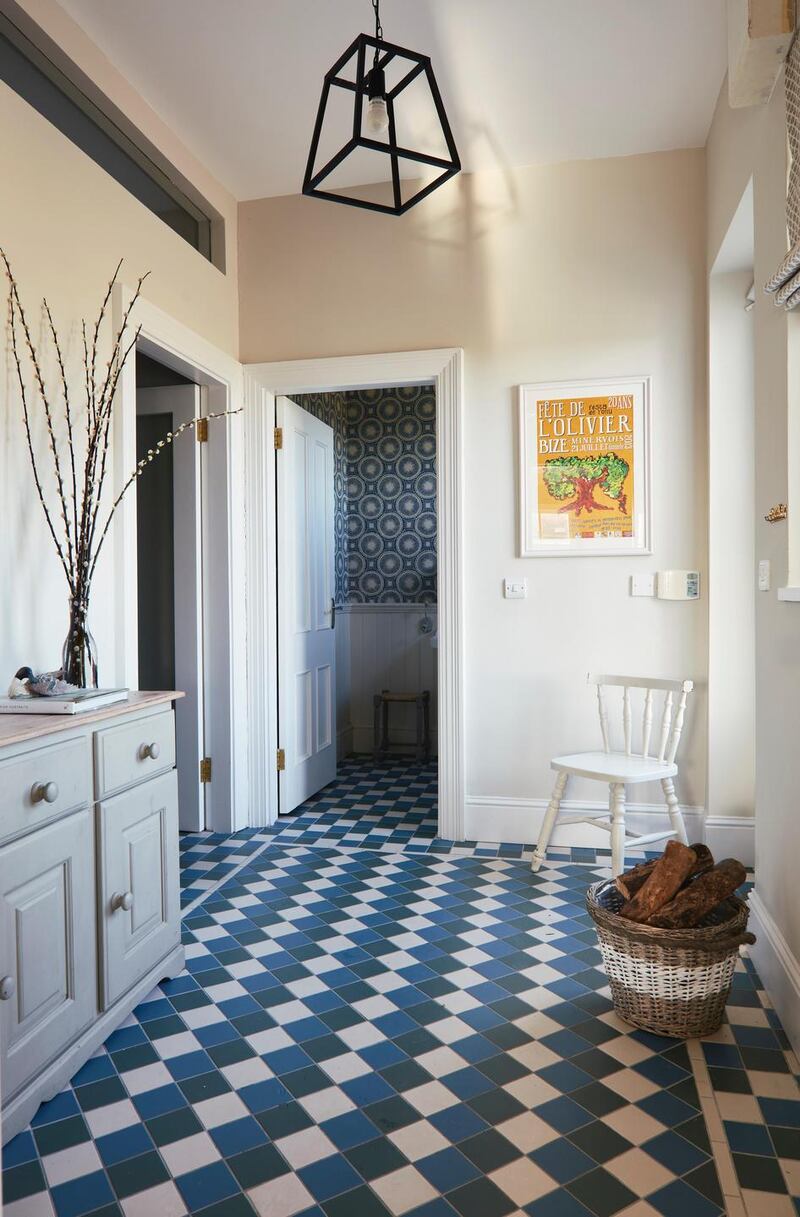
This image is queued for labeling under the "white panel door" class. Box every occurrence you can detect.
[0,810,96,1099]
[276,396,336,812]
[137,385,204,831]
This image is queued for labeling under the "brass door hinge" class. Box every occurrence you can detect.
[274,427,283,450]
[276,748,286,772]
[200,756,212,783]
[196,417,209,443]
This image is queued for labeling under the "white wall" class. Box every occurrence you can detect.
[239,150,708,823]
[0,0,238,688]
[706,73,800,1053]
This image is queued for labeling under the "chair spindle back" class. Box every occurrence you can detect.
[589,675,693,764]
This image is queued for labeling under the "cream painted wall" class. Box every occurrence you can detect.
[0,2,239,687]
[239,150,708,813]
[706,76,800,1044]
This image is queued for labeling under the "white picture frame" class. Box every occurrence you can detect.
[518,375,652,557]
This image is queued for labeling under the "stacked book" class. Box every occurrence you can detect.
[0,689,129,715]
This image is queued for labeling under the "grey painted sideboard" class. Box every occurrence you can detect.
[0,692,185,1142]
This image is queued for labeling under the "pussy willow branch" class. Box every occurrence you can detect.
[89,259,121,429]
[43,299,78,554]
[2,250,75,576]
[81,274,148,579]
[2,252,239,622]
[85,324,143,562]
[7,293,73,587]
[88,408,242,582]
[1,252,146,605]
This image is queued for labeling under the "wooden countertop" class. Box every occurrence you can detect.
[0,690,184,748]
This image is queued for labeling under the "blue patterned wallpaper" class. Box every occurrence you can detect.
[290,386,437,605]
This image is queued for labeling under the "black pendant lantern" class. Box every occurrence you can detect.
[303,0,460,216]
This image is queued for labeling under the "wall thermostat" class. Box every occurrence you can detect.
[657,570,700,600]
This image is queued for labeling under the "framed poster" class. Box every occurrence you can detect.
[519,376,651,557]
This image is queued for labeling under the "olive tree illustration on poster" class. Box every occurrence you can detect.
[518,377,651,556]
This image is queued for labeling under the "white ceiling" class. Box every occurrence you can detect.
[58,0,728,202]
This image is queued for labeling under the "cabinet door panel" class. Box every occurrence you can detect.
[100,770,179,1007]
[0,810,96,1098]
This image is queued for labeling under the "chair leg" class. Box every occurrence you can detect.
[610,782,626,877]
[532,772,568,872]
[373,696,382,761]
[382,698,390,755]
[662,777,689,845]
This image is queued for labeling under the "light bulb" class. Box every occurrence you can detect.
[366,96,389,135]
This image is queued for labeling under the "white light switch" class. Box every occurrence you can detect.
[630,573,656,597]
[758,560,770,591]
[504,578,527,600]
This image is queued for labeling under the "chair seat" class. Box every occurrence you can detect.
[551,751,678,783]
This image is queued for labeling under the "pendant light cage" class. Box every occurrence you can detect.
[303,31,461,215]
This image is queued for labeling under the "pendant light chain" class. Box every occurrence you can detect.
[372,0,383,67]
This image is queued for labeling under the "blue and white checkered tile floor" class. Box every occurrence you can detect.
[178,758,634,911]
[5,837,799,1217]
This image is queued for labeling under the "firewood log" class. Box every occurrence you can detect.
[615,842,714,902]
[647,859,747,928]
[615,859,657,901]
[619,840,697,923]
[686,843,715,878]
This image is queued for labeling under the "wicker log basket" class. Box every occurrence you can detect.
[587,879,755,1038]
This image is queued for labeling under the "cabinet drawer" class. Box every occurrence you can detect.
[95,710,175,798]
[0,808,97,1099]
[98,770,180,1008]
[0,736,91,845]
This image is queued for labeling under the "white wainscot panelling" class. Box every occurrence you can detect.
[338,605,438,758]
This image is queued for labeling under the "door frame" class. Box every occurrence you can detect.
[244,349,465,841]
[136,384,204,833]
[112,286,248,833]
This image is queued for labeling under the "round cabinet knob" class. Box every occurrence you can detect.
[31,781,59,805]
[0,976,16,1001]
[111,891,134,913]
[139,741,160,761]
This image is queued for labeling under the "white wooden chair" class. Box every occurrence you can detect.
[532,674,694,877]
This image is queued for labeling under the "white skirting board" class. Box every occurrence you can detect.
[703,815,755,868]
[464,796,755,864]
[748,889,800,1058]
[351,725,439,757]
[465,796,704,848]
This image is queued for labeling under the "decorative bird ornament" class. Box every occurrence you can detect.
[8,666,79,698]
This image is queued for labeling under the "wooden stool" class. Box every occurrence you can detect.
[373,689,431,762]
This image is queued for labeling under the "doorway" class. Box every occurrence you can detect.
[135,352,205,832]
[244,348,464,840]
[112,282,246,834]
[276,386,439,819]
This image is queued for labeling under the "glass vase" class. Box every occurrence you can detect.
[62,601,98,688]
